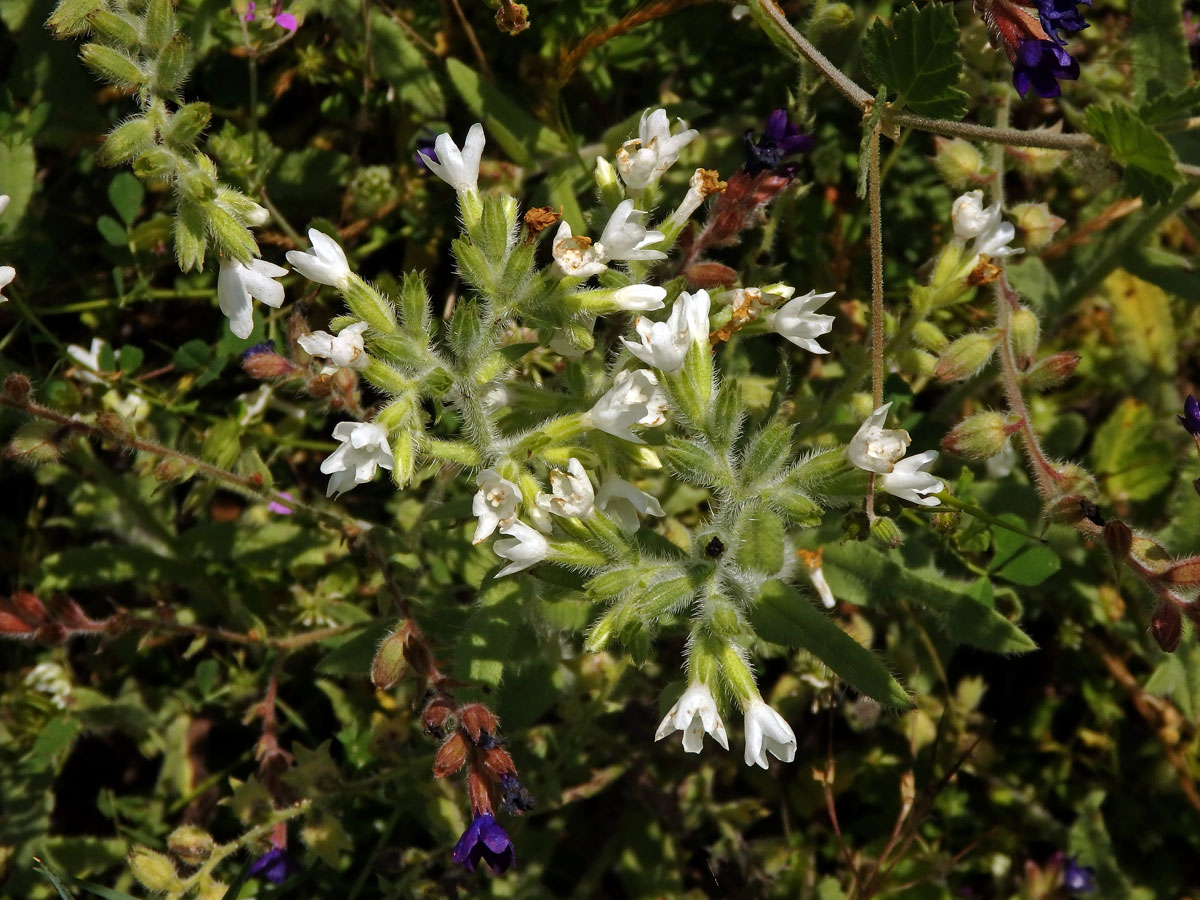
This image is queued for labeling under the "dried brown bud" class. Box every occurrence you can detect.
[1023,352,1080,391]
[1102,521,1133,561]
[433,732,469,778]
[692,168,727,196]
[167,825,215,865]
[482,746,517,777]
[1151,602,1182,653]
[966,257,1001,286]
[466,768,495,817]
[48,595,92,629]
[422,693,457,738]
[522,206,560,240]
[371,624,410,690]
[242,346,296,379]
[684,261,738,290]
[4,373,32,403]
[1165,557,1200,586]
[459,703,500,744]
[7,590,48,626]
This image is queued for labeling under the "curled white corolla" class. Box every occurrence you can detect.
[598,200,666,262]
[606,284,667,313]
[493,519,550,577]
[951,190,1021,263]
[217,257,287,339]
[655,682,729,754]
[743,699,797,769]
[472,469,521,544]
[418,123,485,193]
[587,368,669,443]
[596,475,665,532]
[298,321,369,375]
[320,421,394,497]
[535,458,595,519]
[551,220,608,279]
[880,449,944,507]
[768,290,836,354]
[285,228,350,289]
[622,289,710,375]
[616,108,699,193]
[846,402,911,475]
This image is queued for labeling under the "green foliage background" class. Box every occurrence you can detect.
[2,0,1200,898]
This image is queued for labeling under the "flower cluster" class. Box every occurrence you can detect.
[978,0,1089,98]
[847,402,945,506]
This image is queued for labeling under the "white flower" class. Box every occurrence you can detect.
[616,108,699,193]
[743,699,797,768]
[622,289,710,374]
[799,549,836,609]
[493,519,550,577]
[667,168,726,229]
[472,469,521,544]
[951,190,1021,262]
[607,284,667,312]
[587,368,669,442]
[217,257,288,339]
[599,200,666,262]
[298,321,370,375]
[535,458,595,518]
[655,682,729,753]
[0,195,9,217]
[551,220,608,278]
[285,228,350,289]
[549,329,587,360]
[66,337,109,384]
[880,449,944,506]
[418,123,485,193]
[320,421,394,497]
[767,289,836,354]
[0,265,13,304]
[986,437,1017,479]
[846,402,911,475]
[25,661,72,710]
[596,475,665,531]
[243,201,270,227]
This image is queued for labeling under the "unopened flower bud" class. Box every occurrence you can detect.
[168,825,215,865]
[1023,351,1080,391]
[1151,602,1182,653]
[710,603,743,638]
[422,694,456,738]
[1165,556,1200,586]
[932,137,985,188]
[942,411,1009,459]
[594,155,623,207]
[459,703,500,744]
[129,847,180,893]
[495,1,529,33]
[5,421,62,466]
[154,457,197,483]
[241,343,296,379]
[4,373,31,403]
[870,516,904,548]
[371,624,410,690]
[1009,306,1040,362]
[1102,520,1132,560]
[912,320,949,353]
[100,116,156,165]
[433,732,468,778]
[934,332,998,382]
[1011,202,1064,250]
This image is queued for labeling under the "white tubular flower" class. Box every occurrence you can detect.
[951,190,1021,262]
[608,284,667,312]
[217,257,288,339]
[616,108,699,193]
[0,265,13,304]
[622,289,710,374]
[986,437,1017,479]
[667,168,726,229]
[767,289,836,354]
[297,321,369,375]
[25,661,73,710]
[285,228,350,289]
[417,123,485,193]
[599,200,666,262]
[535,458,595,519]
[244,201,270,227]
[846,402,911,475]
[472,469,521,544]
[880,450,944,507]
[655,682,729,753]
[596,475,665,532]
[493,519,550,577]
[587,368,669,442]
[320,421,394,497]
[799,549,836,609]
[743,699,797,769]
[550,220,608,278]
[0,195,9,217]
[66,338,108,384]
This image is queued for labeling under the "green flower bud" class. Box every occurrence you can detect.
[154,34,191,95]
[48,0,106,37]
[129,847,179,893]
[1022,352,1079,391]
[1009,306,1040,361]
[709,602,744,639]
[1011,202,1064,250]
[343,275,398,334]
[4,421,63,466]
[164,102,212,150]
[869,516,904,549]
[584,606,620,653]
[153,457,197,483]
[174,199,208,272]
[912,320,949,353]
[205,202,257,263]
[143,0,176,53]
[771,490,822,526]
[786,448,852,492]
[371,625,410,690]
[594,155,623,209]
[81,43,146,90]
[167,825,215,865]
[133,146,178,182]
[88,9,140,47]
[100,117,157,166]
[809,1,855,37]
[177,165,216,204]
[718,642,758,705]
[898,348,936,378]
[942,411,1009,459]
[932,137,985,188]
[934,331,998,382]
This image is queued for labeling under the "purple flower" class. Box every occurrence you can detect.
[242,1,256,22]
[414,134,439,173]
[1180,395,1200,436]
[268,491,295,515]
[249,847,299,885]
[451,814,515,874]
[1012,39,1079,98]
[274,12,298,31]
[742,109,814,175]
[1063,857,1096,894]
[499,773,536,814]
[1035,0,1091,39]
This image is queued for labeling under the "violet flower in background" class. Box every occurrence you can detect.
[242,1,256,22]
[451,814,515,874]
[1012,38,1079,98]
[742,108,813,175]
[271,0,297,31]
[1179,395,1200,436]
[1034,0,1091,38]
[249,847,299,885]
[414,133,439,173]
[1062,857,1097,894]
[268,491,295,515]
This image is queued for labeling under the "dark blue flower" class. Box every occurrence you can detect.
[499,773,536,814]
[451,814,515,874]
[249,847,299,885]
[1035,0,1091,40]
[1063,857,1096,894]
[1179,395,1200,436]
[241,341,276,360]
[742,109,814,174]
[414,134,438,173]
[1012,39,1080,98]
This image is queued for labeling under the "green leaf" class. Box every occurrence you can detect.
[21,717,82,773]
[1144,640,1200,722]
[1085,104,1181,204]
[455,578,531,691]
[0,138,36,233]
[369,10,444,118]
[752,581,912,708]
[1090,397,1173,502]
[1068,792,1140,897]
[96,214,127,247]
[445,57,566,168]
[117,344,144,374]
[737,507,785,574]
[990,515,1060,587]
[1130,0,1190,99]
[173,339,213,371]
[861,3,969,119]
[108,171,144,226]
[1138,83,1200,126]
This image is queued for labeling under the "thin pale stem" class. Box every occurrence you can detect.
[866,126,884,522]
